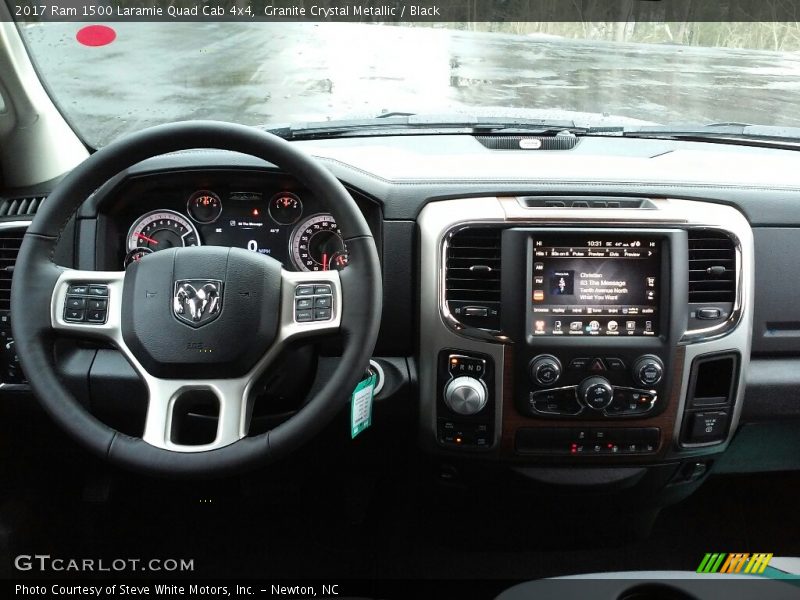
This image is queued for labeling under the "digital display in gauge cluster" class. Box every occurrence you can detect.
[124,188,349,272]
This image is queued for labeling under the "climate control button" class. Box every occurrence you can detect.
[633,355,664,387]
[530,354,562,386]
[579,376,614,410]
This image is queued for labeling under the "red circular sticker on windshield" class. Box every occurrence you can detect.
[76,25,116,47]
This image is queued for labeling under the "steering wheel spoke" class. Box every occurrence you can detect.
[141,376,250,452]
[50,269,126,343]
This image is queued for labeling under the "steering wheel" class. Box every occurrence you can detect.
[10,121,382,478]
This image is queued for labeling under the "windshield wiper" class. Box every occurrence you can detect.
[264,115,597,140]
[265,117,800,149]
[607,123,800,147]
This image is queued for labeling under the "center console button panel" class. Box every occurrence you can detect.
[516,427,660,455]
[525,354,661,418]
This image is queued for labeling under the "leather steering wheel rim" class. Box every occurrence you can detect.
[10,121,382,478]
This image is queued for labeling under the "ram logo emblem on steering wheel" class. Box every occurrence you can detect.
[173,280,223,327]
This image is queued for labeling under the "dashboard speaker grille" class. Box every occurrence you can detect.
[475,135,579,150]
[446,227,502,330]
[688,230,736,303]
[0,229,25,310]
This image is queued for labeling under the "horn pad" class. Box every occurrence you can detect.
[121,247,282,379]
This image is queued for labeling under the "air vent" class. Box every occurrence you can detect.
[0,195,45,217]
[688,230,736,303]
[475,135,579,150]
[445,227,502,330]
[0,229,25,311]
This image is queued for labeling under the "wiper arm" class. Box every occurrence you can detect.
[611,123,800,143]
[264,115,598,140]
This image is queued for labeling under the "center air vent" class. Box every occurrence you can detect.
[0,229,25,312]
[0,195,46,217]
[688,230,736,303]
[445,227,502,331]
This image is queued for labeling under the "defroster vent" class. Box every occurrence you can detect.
[445,227,502,331]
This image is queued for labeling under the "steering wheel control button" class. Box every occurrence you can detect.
[579,376,614,410]
[87,309,108,323]
[529,387,582,416]
[88,285,109,296]
[64,308,85,322]
[65,296,86,310]
[295,309,313,322]
[633,355,664,387]
[529,354,562,386]
[63,284,109,324]
[444,376,488,416]
[295,297,314,310]
[293,283,334,323]
[88,299,107,310]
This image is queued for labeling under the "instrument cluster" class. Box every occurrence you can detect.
[121,185,349,272]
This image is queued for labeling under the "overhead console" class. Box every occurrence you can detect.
[418,197,752,465]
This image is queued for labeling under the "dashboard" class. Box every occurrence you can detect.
[91,169,381,272]
[3,131,800,488]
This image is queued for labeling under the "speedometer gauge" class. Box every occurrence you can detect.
[126,210,200,254]
[290,214,348,271]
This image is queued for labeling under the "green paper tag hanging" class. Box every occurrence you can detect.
[351,373,376,439]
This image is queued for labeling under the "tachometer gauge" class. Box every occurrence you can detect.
[187,190,222,223]
[290,214,348,271]
[126,210,200,253]
[123,247,153,268]
[269,192,303,225]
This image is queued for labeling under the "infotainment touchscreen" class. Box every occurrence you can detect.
[530,234,661,336]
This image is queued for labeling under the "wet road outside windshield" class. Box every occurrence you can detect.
[20,22,800,147]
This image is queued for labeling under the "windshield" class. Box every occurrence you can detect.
[16,19,800,147]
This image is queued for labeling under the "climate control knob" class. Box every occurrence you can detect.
[444,376,488,416]
[579,376,614,410]
[529,355,562,386]
[633,355,664,387]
